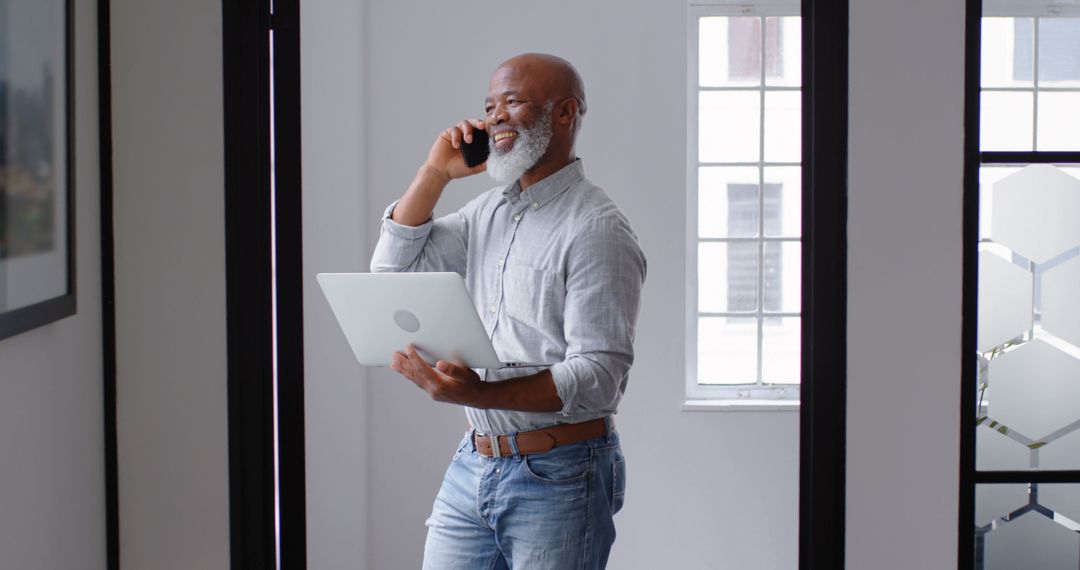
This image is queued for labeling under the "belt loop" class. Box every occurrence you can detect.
[507,432,521,458]
[468,428,477,452]
[490,434,502,458]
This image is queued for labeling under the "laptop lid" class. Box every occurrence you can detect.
[316,272,504,369]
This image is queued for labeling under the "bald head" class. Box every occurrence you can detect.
[493,53,587,117]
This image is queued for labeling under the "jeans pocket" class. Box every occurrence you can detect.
[521,444,591,484]
[610,455,626,514]
[450,434,471,462]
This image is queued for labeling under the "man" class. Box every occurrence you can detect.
[370,53,646,569]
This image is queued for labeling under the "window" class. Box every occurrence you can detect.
[965,4,1080,568]
[687,3,802,403]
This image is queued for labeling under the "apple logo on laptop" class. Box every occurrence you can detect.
[393,309,421,333]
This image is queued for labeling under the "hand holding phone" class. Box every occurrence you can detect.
[460,128,490,167]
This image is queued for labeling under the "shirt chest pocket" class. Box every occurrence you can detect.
[503,264,566,332]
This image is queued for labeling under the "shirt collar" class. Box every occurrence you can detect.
[500,158,585,211]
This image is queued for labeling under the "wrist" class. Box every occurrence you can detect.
[418,162,451,185]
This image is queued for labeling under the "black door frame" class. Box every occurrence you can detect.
[799,0,850,568]
[120,1,856,569]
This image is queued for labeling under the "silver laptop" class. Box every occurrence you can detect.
[316,272,547,369]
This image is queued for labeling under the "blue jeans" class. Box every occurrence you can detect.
[422,423,626,570]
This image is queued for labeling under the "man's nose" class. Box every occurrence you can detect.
[488,106,509,125]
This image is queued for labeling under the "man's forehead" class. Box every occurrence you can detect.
[487,67,544,98]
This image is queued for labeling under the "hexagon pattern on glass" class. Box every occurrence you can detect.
[989,339,1080,440]
[1042,255,1080,348]
[984,509,1080,570]
[977,251,1033,353]
[991,165,1080,264]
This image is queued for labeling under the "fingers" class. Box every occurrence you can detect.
[442,119,486,149]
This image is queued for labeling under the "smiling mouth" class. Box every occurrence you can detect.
[493,131,517,148]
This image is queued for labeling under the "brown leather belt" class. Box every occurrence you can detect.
[473,417,611,458]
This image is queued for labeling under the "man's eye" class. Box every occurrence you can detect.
[485,107,494,114]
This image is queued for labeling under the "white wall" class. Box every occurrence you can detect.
[301,1,371,568]
[110,0,231,568]
[355,1,800,569]
[845,0,966,568]
[0,1,106,568]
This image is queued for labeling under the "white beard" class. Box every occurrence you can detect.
[486,103,554,184]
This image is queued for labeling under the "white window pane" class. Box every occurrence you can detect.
[699,91,761,162]
[766,17,801,87]
[980,91,1033,151]
[1038,17,1080,87]
[1036,92,1080,151]
[763,166,801,237]
[699,17,761,87]
[698,167,760,238]
[762,317,800,384]
[699,242,758,313]
[698,317,758,384]
[764,91,801,162]
[763,242,801,313]
[982,17,1034,88]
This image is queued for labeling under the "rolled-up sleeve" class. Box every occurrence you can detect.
[548,217,647,415]
[369,200,468,275]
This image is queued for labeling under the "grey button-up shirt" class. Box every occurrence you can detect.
[370,159,647,435]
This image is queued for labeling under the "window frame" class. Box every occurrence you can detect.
[960,2,1080,568]
[686,2,803,404]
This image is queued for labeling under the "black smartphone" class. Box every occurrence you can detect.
[460,128,490,167]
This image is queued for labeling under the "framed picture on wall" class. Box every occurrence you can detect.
[0,0,76,342]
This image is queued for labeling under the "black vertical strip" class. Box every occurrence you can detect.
[959,0,981,567]
[222,1,276,569]
[798,0,849,568]
[97,0,118,568]
[271,1,307,568]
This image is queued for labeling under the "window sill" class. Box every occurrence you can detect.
[682,399,800,412]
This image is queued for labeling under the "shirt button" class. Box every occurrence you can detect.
[489,305,497,313]
[498,258,505,267]
[532,202,539,209]
[513,213,522,221]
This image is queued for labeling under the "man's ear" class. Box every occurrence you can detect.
[556,97,579,125]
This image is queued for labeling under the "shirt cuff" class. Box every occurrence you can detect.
[548,362,579,416]
[381,200,434,240]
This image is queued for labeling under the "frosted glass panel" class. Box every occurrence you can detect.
[975,484,1027,527]
[1037,18,1080,87]
[988,340,1080,441]
[1041,428,1080,470]
[765,17,801,86]
[699,91,760,162]
[762,167,800,237]
[982,18,1034,88]
[698,167,759,238]
[976,484,1080,570]
[978,164,1080,472]
[764,91,801,162]
[990,165,1080,264]
[699,17,760,87]
[976,251,1032,353]
[762,317,800,383]
[979,167,1022,240]
[764,242,800,313]
[1042,255,1080,348]
[1036,92,1080,150]
[698,317,758,384]
[699,242,757,313]
[980,91,1033,151]
[976,423,1031,471]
